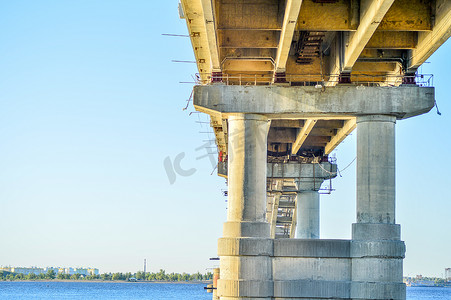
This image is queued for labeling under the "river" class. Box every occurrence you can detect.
[0,282,449,299]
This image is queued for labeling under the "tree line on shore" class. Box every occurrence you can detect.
[0,269,213,282]
[405,276,449,285]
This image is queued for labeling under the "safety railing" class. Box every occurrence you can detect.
[194,73,434,87]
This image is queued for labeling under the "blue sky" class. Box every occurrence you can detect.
[0,1,449,277]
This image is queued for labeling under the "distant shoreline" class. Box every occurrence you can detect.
[1,279,212,284]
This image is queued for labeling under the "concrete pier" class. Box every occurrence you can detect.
[224,113,270,238]
[356,115,396,225]
[294,174,328,239]
[295,190,320,239]
[203,85,434,300]
[212,268,219,300]
[351,114,405,300]
[269,162,336,239]
[219,113,273,299]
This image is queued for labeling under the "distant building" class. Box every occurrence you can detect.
[446,268,451,282]
[1,266,99,276]
[63,267,99,276]
[74,268,88,276]
[88,268,100,276]
[10,267,44,275]
[64,267,75,275]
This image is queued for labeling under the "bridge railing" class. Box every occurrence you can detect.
[194,73,433,87]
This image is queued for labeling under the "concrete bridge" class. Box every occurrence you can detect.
[179,1,451,299]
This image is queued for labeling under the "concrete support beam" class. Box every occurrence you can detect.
[212,268,219,300]
[408,0,451,70]
[296,0,358,31]
[292,173,329,240]
[267,162,335,240]
[291,119,316,155]
[352,114,405,300]
[378,0,432,31]
[366,31,417,49]
[268,127,297,144]
[217,1,281,30]
[356,115,396,224]
[274,0,303,73]
[219,30,279,49]
[309,127,336,137]
[295,190,320,239]
[267,162,337,180]
[211,115,227,154]
[218,161,337,179]
[352,61,401,74]
[225,113,270,237]
[324,118,356,154]
[268,192,281,238]
[343,0,395,70]
[353,223,401,240]
[271,119,304,128]
[194,85,435,120]
[220,48,276,63]
[200,0,220,72]
[289,203,297,239]
[327,0,395,85]
[219,114,273,300]
[180,0,212,80]
[223,59,274,72]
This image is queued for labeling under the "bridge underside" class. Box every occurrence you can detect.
[181,0,450,164]
[179,1,448,299]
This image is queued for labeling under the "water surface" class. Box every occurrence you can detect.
[0,282,449,299]
[0,281,211,300]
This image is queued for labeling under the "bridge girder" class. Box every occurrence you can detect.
[180,0,449,159]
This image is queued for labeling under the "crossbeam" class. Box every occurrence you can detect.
[408,0,451,70]
[324,119,357,154]
[200,0,220,71]
[327,0,395,85]
[275,0,303,73]
[292,119,317,154]
[194,85,435,120]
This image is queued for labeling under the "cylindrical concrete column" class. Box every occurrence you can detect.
[223,113,270,238]
[352,115,405,300]
[227,113,268,223]
[295,191,320,239]
[219,114,272,300]
[212,268,219,300]
[356,115,396,224]
[294,176,325,239]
